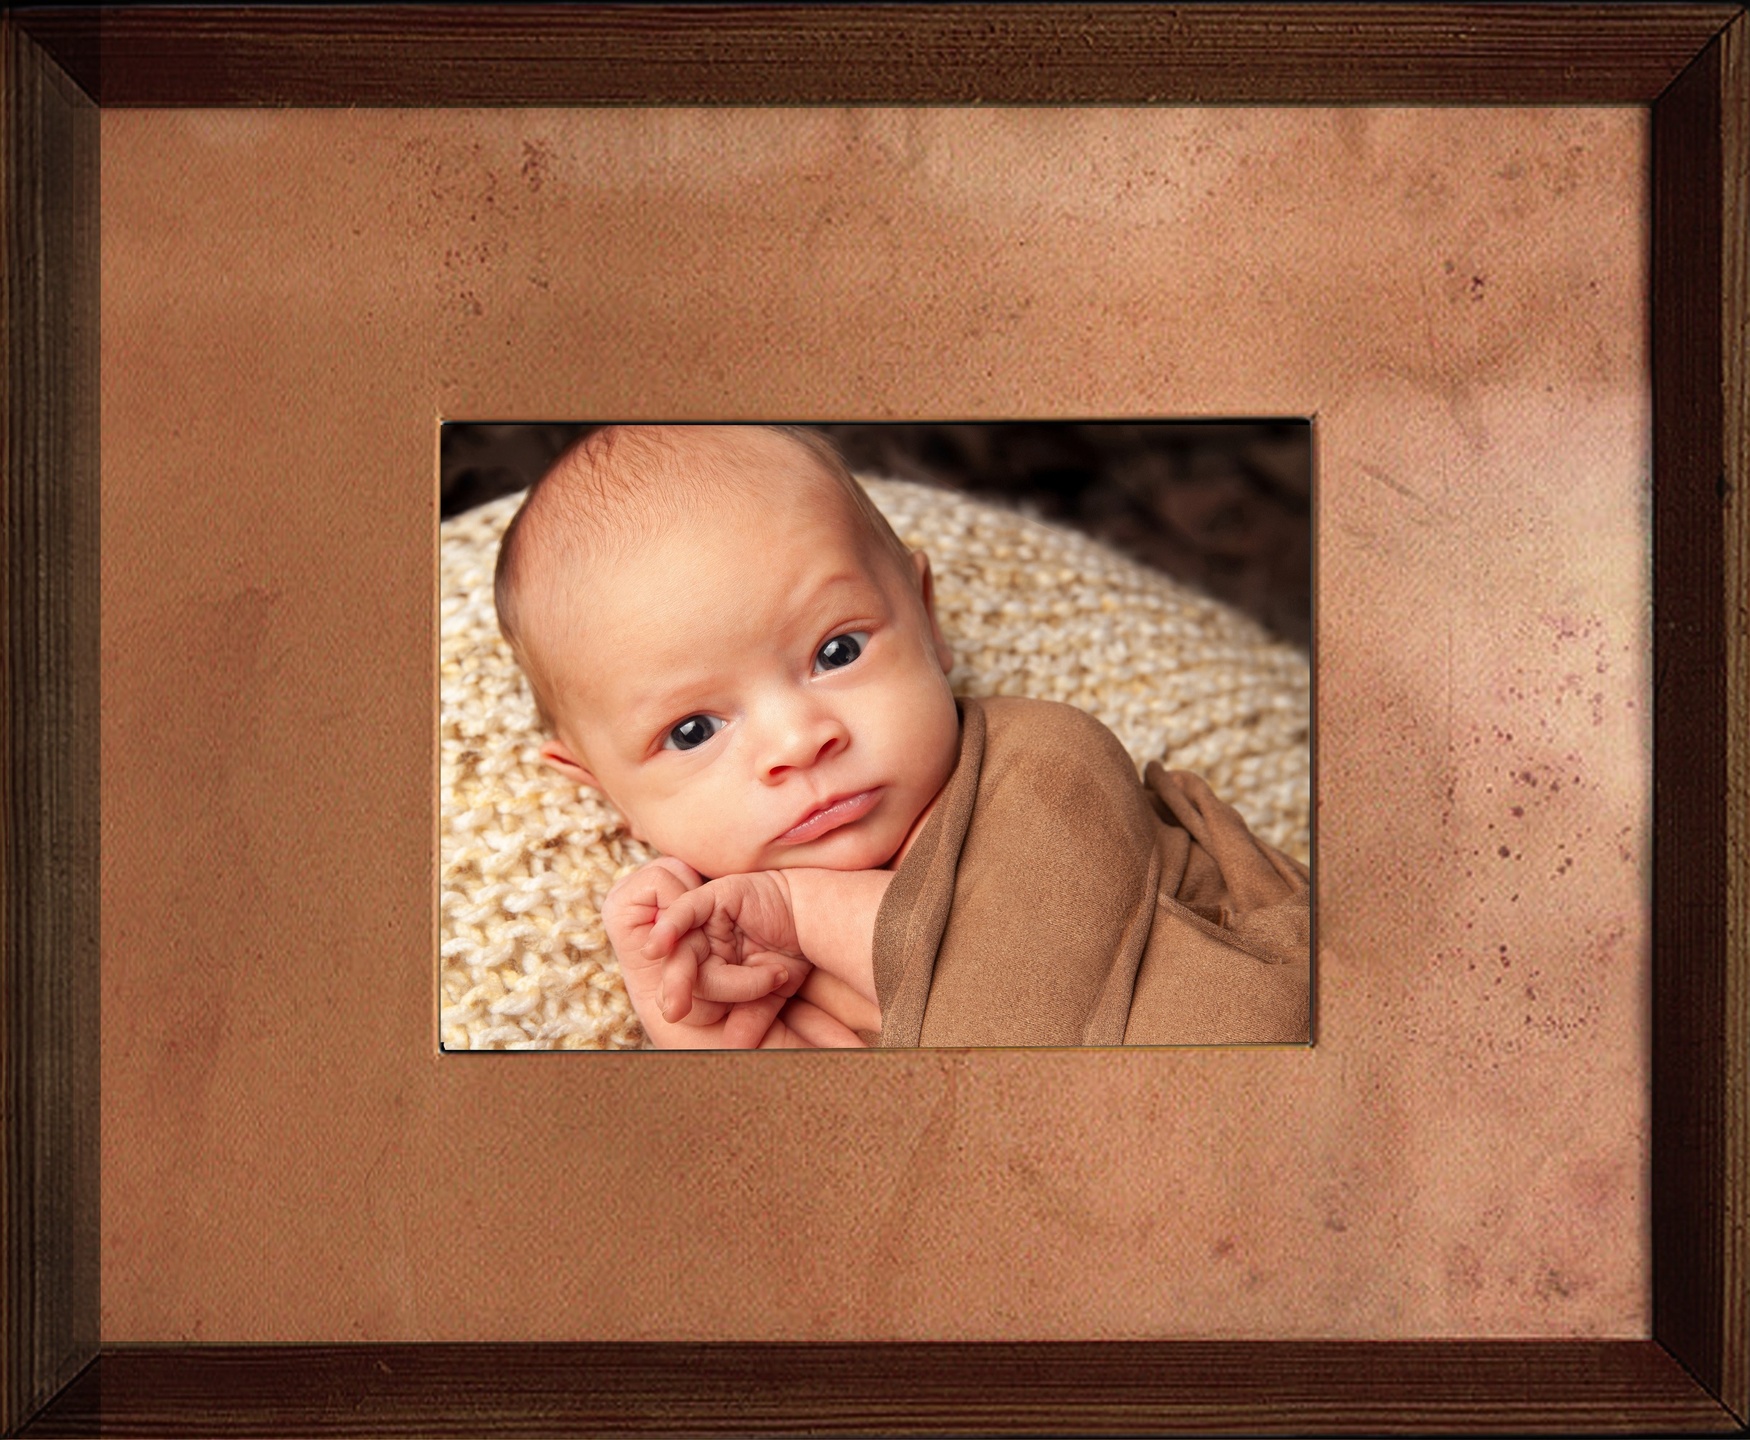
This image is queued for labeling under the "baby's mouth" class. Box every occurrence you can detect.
[775,788,881,844]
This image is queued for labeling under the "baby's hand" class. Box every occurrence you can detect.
[602,858,800,1046]
[602,857,729,1026]
[602,856,704,970]
[643,870,805,1024]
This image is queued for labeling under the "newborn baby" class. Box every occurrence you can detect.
[495,424,1310,1049]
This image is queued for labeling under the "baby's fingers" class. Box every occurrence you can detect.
[720,993,787,1050]
[645,855,705,892]
[644,887,713,961]
[656,944,702,1024]
[645,893,714,1023]
[675,997,729,1028]
[779,998,868,1049]
[693,954,789,1004]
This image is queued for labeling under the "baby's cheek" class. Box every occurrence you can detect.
[663,833,750,883]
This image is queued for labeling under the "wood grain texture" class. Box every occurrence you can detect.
[14,1342,1743,1437]
[0,19,101,1439]
[1650,11,1750,1423]
[1720,12,1750,1422]
[4,1,1748,1435]
[13,3,1745,107]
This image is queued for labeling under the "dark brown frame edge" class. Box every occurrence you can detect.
[2,4,1743,1436]
[1,7,99,1439]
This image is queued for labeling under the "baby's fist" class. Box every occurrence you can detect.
[603,856,716,1024]
[644,870,805,1020]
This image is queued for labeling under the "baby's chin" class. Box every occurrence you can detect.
[767,841,891,872]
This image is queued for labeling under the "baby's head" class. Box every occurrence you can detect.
[495,425,960,878]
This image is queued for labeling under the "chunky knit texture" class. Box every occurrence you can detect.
[440,479,1310,1051]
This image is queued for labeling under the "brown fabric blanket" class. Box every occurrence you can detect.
[866,697,1311,1047]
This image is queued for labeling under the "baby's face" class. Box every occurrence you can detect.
[531,458,960,879]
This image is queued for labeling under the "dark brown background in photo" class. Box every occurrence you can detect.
[442,421,1314,649]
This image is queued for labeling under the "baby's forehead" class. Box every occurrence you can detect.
[544,489,874,598]
[538,438,855,553]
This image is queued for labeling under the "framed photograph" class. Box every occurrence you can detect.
[438,418,1315,1053]
[6,5,1744,1433]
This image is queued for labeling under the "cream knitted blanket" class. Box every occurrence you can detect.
[439,478,1310,1050]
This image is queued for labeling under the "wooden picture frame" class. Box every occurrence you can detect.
[4,5,1744,1433]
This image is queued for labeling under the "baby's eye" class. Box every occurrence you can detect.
[663,715,723,752]
[814,631,870,673]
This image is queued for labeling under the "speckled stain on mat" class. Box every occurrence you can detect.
[99,105,1648,1344]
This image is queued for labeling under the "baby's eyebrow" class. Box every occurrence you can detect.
[622,675,717,731]
[795,567,867,604]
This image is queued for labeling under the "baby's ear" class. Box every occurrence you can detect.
[538,736,601,790]
[912,550,954,674]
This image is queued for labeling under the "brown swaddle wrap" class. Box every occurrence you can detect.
[865,696,1311,1047]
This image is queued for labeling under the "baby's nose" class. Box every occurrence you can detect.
[759,706,848,780]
